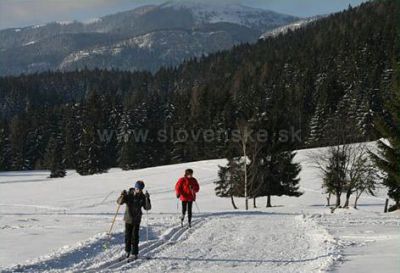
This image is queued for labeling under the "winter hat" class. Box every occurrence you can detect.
[134,180,145,190]
[185,169,194,176]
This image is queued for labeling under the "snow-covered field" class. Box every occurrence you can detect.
[0,143,399,273]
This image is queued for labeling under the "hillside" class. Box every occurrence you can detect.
[0,0,398,173]
[0,142,399,272]
[0,1,298,76]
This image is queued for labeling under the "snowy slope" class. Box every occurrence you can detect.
[0,1,298,75]
[260,16,322,39]
[164,1,297,29]
[0,142,399,272]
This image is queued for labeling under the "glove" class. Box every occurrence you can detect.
[145,191,150,198]
[121,190,127,196]
[176,194,180,199]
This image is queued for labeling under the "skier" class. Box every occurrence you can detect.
[117,180,151,260]
[175,169,200,228]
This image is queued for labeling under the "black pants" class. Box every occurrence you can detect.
[125,222,140,255]
[181,201,193,224]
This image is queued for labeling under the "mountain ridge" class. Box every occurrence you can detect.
[0,1,299,76]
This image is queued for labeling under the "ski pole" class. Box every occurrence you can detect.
[103,202,121,250]
[107,202,121,235]
[176,197,182,225]
[193,200,200,213]
[145,191,150,241]
[146,209,149,241]
[190,187,200,213]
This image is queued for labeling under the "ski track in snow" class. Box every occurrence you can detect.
[0,143,399,273]
[120,213,340,273]
[1,212,339,273]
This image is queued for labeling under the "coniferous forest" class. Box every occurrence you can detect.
[0,0,398,182]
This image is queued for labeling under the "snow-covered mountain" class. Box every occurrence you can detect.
[0,1,299,75]
[260,16,322,39]
[163,1,296,29]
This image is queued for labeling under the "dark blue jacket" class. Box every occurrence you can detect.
[117,189,151,224]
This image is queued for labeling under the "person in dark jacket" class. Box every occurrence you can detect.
[175,169,200,228]
[117,180,151,259]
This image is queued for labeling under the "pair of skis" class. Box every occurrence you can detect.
[118,254,152,264]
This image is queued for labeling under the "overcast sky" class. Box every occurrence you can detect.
[0,0,368,30]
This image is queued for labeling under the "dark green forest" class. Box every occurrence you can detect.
[0,0,398,175]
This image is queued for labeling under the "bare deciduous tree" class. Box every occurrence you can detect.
[309,143,377,210]
[343,144,377,208]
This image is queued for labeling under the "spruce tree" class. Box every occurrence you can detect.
[117,110,134,169]
[215,157,243,209]
[255,151,302,207]
[279,151,303,198]
[76,127,105,175]
[306,103,326,147]
[323,147,347,207]
[63,105,81,170]
[104,97,122,168]
[355,97,374,139]
[370,66,400,210]
[0,121,12,171]
[45,134,66,178]
[9,115,28,170]
[76,91,109,175]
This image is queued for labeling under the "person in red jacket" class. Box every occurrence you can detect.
[175,169,200,228]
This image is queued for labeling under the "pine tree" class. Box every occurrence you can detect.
[355,97,374,139]
[323,147,347,208]
[45,134,66,178]
[255,151,302,207]
[323,91,361,145]
[9,115,28,170]
[279,151,303,197]
[119,138,137,170]
[215,157,243,209]
[248,89,303,207]
[117,110,134,169]
[0,121,12,171]
[76,127,104,175]
[370,65,400,210]
[306,103,326,146]
[105,97,122,168]
[62,104,81,170]
[117,99,150,169]
[76,91,109,175]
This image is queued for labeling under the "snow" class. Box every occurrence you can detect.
[0,142,399,272]
[23,41,36,46]
[60,50,91,67]
[260,16,321,39]
[163,1,292,29]
[130,33,154,49]
[84,18,102,24]
[111,47,122,56]
[56,21,74,26]
[32,24,44,29]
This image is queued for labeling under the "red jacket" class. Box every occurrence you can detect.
[175,177,200,202]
